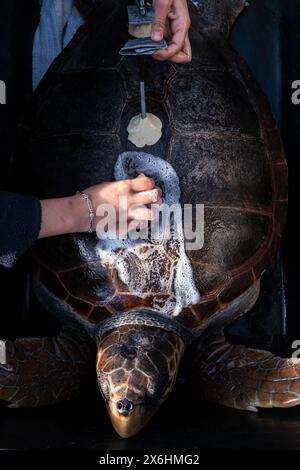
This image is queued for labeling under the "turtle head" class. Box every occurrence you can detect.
[96,316,186,438]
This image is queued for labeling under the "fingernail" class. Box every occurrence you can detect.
[137,173,145,178]
[152,31,162,41]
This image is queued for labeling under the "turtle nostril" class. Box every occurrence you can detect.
[116,399,135,415]
[126,401,134,412]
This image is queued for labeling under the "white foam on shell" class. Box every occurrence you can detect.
[96,152,200,316]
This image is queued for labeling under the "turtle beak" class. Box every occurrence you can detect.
[107,399,155,438]
[96,323,185,438]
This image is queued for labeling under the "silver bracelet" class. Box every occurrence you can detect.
[76,191,95,233]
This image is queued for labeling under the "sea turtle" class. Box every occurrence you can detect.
[1,0,294,438]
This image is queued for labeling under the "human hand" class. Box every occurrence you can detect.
[151,0,192,63]
[39,175,162,239]
[84,174,163,235]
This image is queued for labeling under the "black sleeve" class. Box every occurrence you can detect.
[0,1,42,269]
[0,191,41,268]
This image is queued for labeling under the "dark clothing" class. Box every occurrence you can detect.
[0,192,41,267]
[0,0,41,267]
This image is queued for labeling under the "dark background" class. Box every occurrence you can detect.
[231,0,300,350]
[0,0,300,450]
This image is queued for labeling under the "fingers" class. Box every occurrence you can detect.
[128,204,160,221]
[132,187,162,205]
[152,0,192,63]
[129,197,163,221]
[129,174,156,192]
[153,23,191,62]
[119,175,161,204]
[123,173,163,225]
[168,34,192,63]
[151,0,172,41]
[92,175,163,236]
[153,34,191,62]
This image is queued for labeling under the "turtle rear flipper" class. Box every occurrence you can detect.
[0,330,95,408]
[190,330,300,411]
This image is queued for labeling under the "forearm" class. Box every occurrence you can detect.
[39,194,88,239]
[40,175,161,239]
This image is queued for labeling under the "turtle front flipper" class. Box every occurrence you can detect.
[0,329,95,408]
[190,330,300,411]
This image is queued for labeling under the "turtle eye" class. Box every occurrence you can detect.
[146,374,169,402]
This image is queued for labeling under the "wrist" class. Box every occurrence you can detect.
[68,193,91,233]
